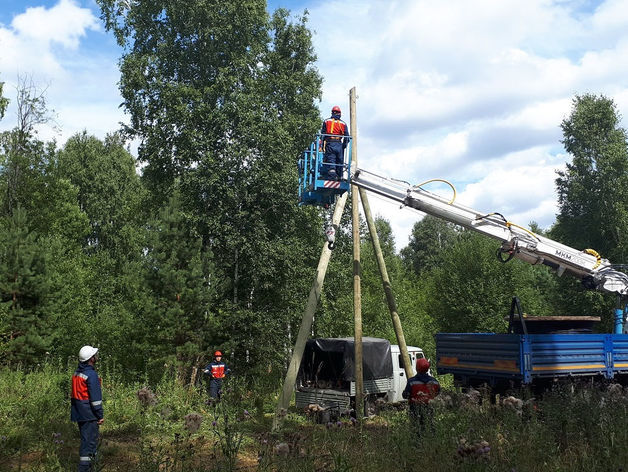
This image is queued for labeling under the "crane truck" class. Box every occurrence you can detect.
[298,133,628,392]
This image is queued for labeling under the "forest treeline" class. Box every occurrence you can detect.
[2,1,628,389]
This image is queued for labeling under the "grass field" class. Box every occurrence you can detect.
[1,363,627,471]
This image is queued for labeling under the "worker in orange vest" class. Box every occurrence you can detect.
[203,350,231,401]
[321,105,349,179]
[402,357,440,435]
[71,345,104,471]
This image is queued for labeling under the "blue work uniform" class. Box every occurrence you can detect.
[203,360,231,399]
[321,114,349,179]
[402,371,440,434]
[71,362,103,472]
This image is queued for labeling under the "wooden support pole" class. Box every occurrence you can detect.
[350,87,364,420]
[359,189,414,378]
[272,192,349,431]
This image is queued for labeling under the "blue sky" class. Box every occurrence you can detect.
[2,0,628,250]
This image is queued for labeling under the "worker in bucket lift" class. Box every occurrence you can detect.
[71,345,104,472]
[402,358,440,435]
[203,350,231,402]
[321,105,349,180]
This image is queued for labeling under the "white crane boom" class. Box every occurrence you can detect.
[351,168,628,296]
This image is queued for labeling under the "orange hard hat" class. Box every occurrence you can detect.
[416,357,430,373]
[331,105,341,114]
[214,351,222,357]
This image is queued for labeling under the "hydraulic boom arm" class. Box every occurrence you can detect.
[351,168,628,296]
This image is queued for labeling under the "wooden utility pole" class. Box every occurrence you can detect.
[273,87,412,429]
[359,189,413,378]
[272,192,349,431]
[350,87,364,420]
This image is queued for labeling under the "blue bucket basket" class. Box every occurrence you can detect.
[298,134,352,207]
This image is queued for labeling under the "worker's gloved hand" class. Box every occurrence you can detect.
[203,369,209,374]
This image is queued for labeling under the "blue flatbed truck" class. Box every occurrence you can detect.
[436,332,628,391]
[436,302,628,391]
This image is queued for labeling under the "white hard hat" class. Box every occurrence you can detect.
[79,345,99,362]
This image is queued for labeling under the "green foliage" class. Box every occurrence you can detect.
[401,215,459,275]
[315,200,359,337]
[143,187,215,382]
[0,207,51,364]
[0,7,625,425]
[52,131,152,374]
[0,362,75,461]
[56,132,146,258]
[0,127,52,221]
[95,0,325,376]
[359,217,402,339]
[209,404,246,472]
[0,77,57,220]
[553,94,628,263]
[0,83,96,366]
[0,79,8,120]
[546,93,628,328]
[424,231,559,333]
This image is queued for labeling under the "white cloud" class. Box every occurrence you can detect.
[11,0,99,49]
[591,0,628,40]
[459,155,564,229]
[0,1,124,144]
[502,99,572,130]
[365,147,565,249]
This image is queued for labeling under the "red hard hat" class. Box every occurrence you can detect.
[416,357,430,373]
[331,105,341,114]
[214,350,222,357]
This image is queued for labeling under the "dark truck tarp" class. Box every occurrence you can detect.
[299,337,393,382]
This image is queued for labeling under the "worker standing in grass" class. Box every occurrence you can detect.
[321,105,349,180]
[402,358,440,435]
[203,350,231,402]
[71,345,104,472]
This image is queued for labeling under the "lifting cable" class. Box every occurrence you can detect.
[412,178,457,204]
[405,177,606,272]
[475,212,541,241]
[505,222,541,241]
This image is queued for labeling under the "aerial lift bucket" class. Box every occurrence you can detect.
[298,134,352,207]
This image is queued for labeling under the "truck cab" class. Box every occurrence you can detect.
[389,345,426,403]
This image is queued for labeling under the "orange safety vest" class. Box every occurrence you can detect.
[72,372,90,400]
[409,380,440,404]
[72,372,103,400]
[211,364,226,379]
[323,118,347,140]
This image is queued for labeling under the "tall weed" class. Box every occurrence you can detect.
[2,362,627,471]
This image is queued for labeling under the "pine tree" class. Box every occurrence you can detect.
[144,188,215,382]
[0,207,50,364]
